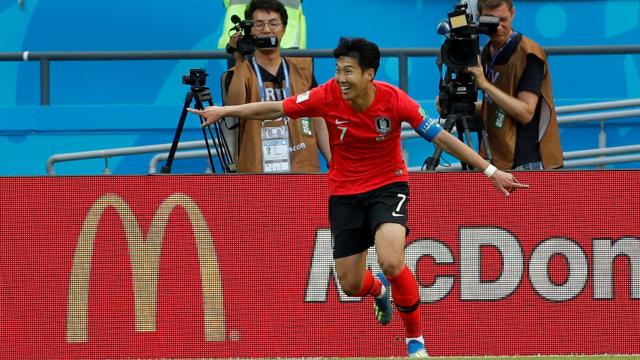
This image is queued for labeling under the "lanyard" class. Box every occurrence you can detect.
[485,31,519,76]
[252,56,290,101]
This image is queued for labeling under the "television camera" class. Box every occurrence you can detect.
[226,14,279,56]
[437,1,499,117]
[424,1,499,171]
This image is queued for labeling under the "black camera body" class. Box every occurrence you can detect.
[440,3,499,69]
[437,2,499,118]
[438,70,478,116]
[182,68,208,88]
[226,15,279,55]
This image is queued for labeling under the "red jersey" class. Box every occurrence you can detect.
[282,79,425,195]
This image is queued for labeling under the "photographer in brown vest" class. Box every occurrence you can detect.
[221,0,330,173]
[467,0,563,170]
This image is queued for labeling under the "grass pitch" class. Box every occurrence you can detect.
[229,356,640,360]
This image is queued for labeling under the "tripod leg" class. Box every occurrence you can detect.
[424,115,457,171]
[458,116,478,171]
[481,129,494,165]
[425,146,445,171]
[207,103,235,172]
[193,90,237,173]
[161,92,194,174]
[192,93,218,173]
[460,116,475,149]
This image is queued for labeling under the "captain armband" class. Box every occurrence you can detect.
[415,118,443,142]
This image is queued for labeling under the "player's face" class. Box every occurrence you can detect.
[480,3,515,47]
[251,9,285,50]
[334,56,374,102]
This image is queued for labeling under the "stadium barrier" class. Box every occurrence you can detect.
[2,45,640,105]
[1,171,639,358]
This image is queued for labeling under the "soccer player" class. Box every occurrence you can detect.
[189,37,528,358]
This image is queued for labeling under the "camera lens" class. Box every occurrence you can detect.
[442,38,479,68]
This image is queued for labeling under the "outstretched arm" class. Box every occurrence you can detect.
[188,101,285,127]
[432,130,529,196]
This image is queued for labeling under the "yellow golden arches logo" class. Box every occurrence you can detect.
[67,193,225,343]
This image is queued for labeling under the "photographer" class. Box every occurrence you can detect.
[467,0,563,170]
[222,0,330,173]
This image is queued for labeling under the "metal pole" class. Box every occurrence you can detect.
[398,54,409,93]
[598,121,607,169]
[40,58,50,105]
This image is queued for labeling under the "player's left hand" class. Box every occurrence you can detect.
[490,170,529,196]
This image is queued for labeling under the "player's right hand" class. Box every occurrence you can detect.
[187,107,223,128]
[490,170,529,196]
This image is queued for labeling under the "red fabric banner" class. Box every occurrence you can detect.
[1,172,639,358]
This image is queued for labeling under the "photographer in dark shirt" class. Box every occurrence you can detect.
[467,0,563,170]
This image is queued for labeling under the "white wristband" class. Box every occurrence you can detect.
[483,164,497,178]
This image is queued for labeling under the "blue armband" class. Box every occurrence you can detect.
[415,118,443,142]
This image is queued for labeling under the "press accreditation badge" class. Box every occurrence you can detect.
[261,123,291,173]
[300,117,313,136]
[494,108,506,129]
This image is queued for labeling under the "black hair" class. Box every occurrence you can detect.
[332,37,380,77]
[244,0,288,27]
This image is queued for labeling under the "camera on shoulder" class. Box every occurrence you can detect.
[436,1,499,117]
[425,1,500,171]
[226,15,279,56]
[439,1,499,69]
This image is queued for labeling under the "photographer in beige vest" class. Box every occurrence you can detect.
[221,0,330,173]
[467,0,563,170]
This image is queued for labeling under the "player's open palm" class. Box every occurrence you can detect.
[490,170,529,196]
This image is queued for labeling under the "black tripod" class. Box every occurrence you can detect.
[423,109,493,171]
[161,69,235,174]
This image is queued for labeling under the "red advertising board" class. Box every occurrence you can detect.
[1,171,639,359]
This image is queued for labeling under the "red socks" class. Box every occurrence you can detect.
[356,267,422,339]
[355,270,383,297]
[387,265,422,339]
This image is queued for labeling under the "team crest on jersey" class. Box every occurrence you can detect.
[375,116,391,141]
[375,117,391,134]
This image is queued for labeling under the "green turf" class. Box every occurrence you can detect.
[331,357,640,360]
